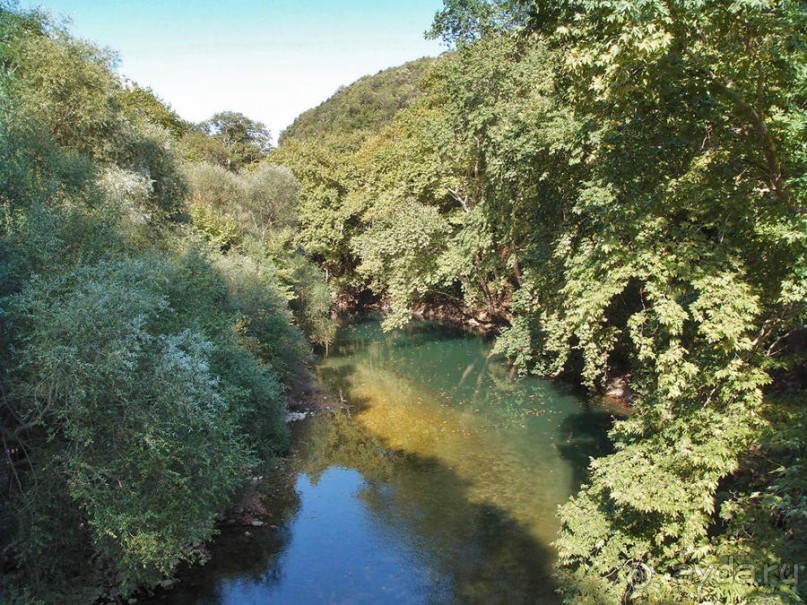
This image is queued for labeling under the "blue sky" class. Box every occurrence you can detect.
[20,0,446,139]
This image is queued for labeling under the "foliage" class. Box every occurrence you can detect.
[0,5,323,602]
[275,58,440,301]
[6,259,250,594]
[1,9,120,158]
[3,0,805,601]
[280,58,434,152]
[272,0,806,602]
[0,9,187,223]
[354,201,451,329]
[240,163,299,238]
[182,111,272,172]
[428,1,807,602]
[115,121,188,221]
[182,161,335,347]
[284,252,337,348]
[118,83,190,138]
[269,139,360,292]
[274,35,575,325]
[426,0,529,46]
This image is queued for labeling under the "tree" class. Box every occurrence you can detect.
[426,0,530,46]
[195,111,271,171]
[485,1,806,601]
[271,0,807,600]
[1,8,120,158]
[118,84,190,138]
[0,7,313,601]
[269,139,359,290]
[241,163,299,237]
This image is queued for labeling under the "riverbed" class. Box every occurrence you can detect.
[144,318,617,604]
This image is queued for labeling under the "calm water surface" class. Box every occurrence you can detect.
[146,318,616,604]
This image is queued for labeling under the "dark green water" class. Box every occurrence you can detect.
[145,318,616,604]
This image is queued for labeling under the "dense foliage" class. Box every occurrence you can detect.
[181,111,273,172]
[274,0,806,602]
[1,0,804,602]
[281,58,434,152]
[0,6,332,602]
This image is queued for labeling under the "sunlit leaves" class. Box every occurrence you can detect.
[428,0,806,601]
[0,7,312,600]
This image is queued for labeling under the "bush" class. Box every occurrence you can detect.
[5,258,251,595]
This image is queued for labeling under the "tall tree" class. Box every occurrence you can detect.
[182,111,271,172]
[477,1,806,601]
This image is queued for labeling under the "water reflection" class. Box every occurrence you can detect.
[295,414,559,604]
[145,318,617,604]
[320,319,601,547]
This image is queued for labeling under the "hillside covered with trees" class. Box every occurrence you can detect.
[280,58,434,152]
[271,1,807,602]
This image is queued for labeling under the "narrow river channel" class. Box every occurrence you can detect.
[145,317,618,604]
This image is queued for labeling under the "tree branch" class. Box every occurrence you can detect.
[708,74,792,211]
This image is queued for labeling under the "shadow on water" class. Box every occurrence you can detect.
[554,404,618,489]
[145,318,619,604]
[295,413,563,604]
[146,412,560,605]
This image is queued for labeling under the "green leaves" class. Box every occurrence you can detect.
[0,7,314,600]
[354,202,451,329]
[6,258,247,593]
[195,111,272,172]
[1,9,119,158]
[271,3,807,598]
[420,1,807,601]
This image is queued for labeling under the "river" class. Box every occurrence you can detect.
[144,317,617,604]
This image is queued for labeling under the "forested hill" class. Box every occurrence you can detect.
[280,57,435,151]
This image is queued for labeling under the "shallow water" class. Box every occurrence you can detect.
[146,318,616,604]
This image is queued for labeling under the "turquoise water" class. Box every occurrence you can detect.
[145,318,617,604]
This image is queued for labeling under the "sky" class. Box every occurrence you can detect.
[20,0,446,140]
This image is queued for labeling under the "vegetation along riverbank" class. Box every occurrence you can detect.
[1,0,806,603]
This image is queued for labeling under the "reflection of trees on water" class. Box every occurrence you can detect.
[299,413,561,604]
[148,408,577,604]
[321,319,619,539]
[143,460,301,605]
[555,404,618,490]
[329,317,598,432]
[361,465,559,604]
[293,413,395,484]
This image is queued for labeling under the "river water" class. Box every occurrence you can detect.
[145,318,616,604]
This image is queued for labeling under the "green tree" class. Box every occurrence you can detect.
[118,83,190,138]
[426,0,529,46]
[425,1,807,601]
[270,139,360,291]
[6,259,250,595]
[1,9,120,158]
[0,7,313,602]
[272,0,806,600]
[189,111,272,171]
[241,163,299,238]
[280,58,434,152]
